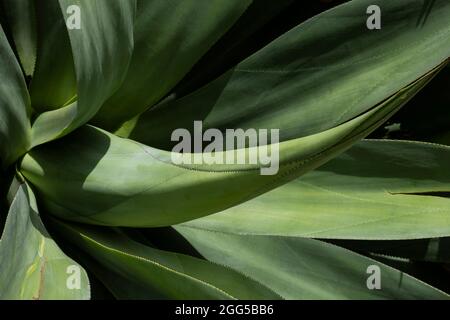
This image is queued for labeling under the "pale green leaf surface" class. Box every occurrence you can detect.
[20,80,415,228]
[19,0,449,229]
[176,226,448,299]
[0,182,90,300]
[31,0,136,146]
[183,140,450,240]
[50,219,280,300]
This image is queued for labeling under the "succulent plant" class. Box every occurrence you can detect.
[0,0,449,299]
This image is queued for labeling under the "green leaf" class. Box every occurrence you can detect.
[20,75,413,228]
[0,24,31,168]
[49,218,280,299]
[122,0,450,148]
[0,0,36,76]
[182,140,450,240]
[29,0,77,112]
[168,0,296,98]
[91,0,252,131]
[20,64,439,227]
[30,0,136,146]
[175,226,449,299]
[0,180,90,300]
[20,0,449,228]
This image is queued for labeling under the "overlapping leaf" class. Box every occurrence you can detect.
[0,0,36,76]
[166,0,297,98]
[121,0,450,149]
[50,218,279,299]
[182,140,450,240]
[29,0,77,112]
[175,226,448,299]
[0,24,31,168]
[0,180,90,299]
[20,82,418,227]
[92,0,253,131]
[31,0,136,146]
[19,0,450,228]
[1,0,450,300]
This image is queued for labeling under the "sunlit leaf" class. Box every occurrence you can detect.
[176,225,449,299]
[183,140,450,240]
[50,218,279,299]
[0,180,90,299]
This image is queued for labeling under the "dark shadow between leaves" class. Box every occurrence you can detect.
[329,238,450,265]
[0,169,14,235]
[136,226,204,260]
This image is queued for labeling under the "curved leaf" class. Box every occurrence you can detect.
[182,140,450,240]
[31,0,136,146]
[122,0,450,148]
[175,226,448,299]
[92,0,252,131]
[0,24,31,168]
[0,180,90,300]
[50,218,280,300]
[168,0,297,98]
[19,0,450,229]
[20,77,414,228]
[29,0,77,112]
[0,0,36,76]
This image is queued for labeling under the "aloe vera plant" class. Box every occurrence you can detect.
[0,0,450,300]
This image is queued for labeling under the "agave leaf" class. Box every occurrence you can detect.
[175,225,449,299]
[20,64,439,227]
[171,1,354,98]
[91,0,253,131]
[168,0,297,98]
[0,24,31,168]
[30,0,136,147]
[182,140,450,240]
[19,65,435,228]
[121,0,450,148]
[0,180,90,300]
[29,0,77,112]
[0,0,36,77]
[49,218,280,300]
